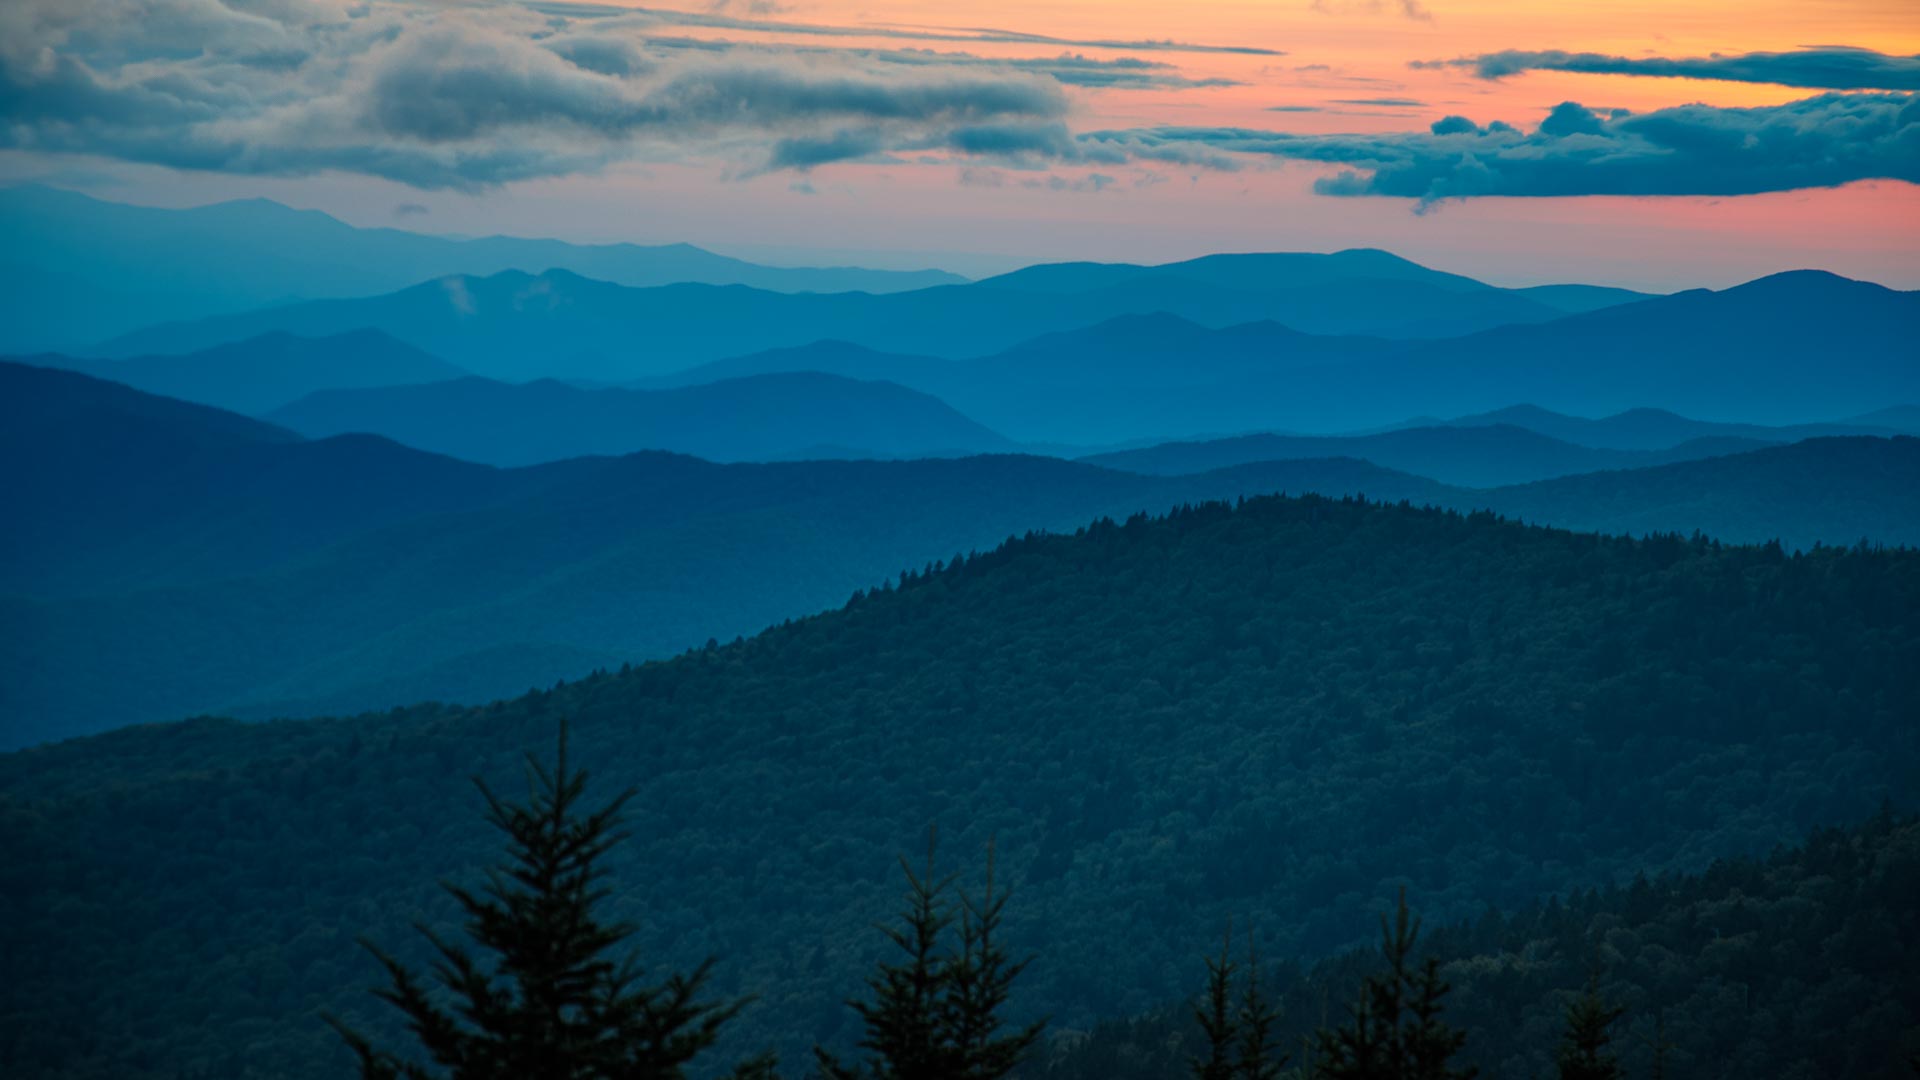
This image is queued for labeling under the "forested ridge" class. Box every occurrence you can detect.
[3,495,1918,1077]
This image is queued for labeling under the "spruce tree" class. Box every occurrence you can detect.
[818,832,1039,1080]
[1313,889,1474,1080]
[946,840,1044,1080]
[1191,928,1239,1080]
[1555,976,1624,1080]
[326,723,764,1080]
[1235,940,1287,1080]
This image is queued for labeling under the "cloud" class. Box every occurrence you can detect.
[1089,91,1920,202]
[532,1,1283,56]
[1413,46,1920,91]
[1329,97,1426,106]
[393,201,428,217]
[0,0,1081,188]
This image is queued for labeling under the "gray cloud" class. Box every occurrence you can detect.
[0,0,1083,188]
[1329,97,1426,106]
[1089,91,1920,201]
[1412,46,1920,91]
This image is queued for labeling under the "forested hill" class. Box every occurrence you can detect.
[4,496,1918,1078]
[1041,813,1920,1080]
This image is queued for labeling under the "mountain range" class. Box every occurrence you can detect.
[84,253,1664,385]
[7,363,1916,748]
[0,185,965,352]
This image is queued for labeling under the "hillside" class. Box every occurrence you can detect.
[265,371,1016,465]
[0,186,962,351]
[2,496,1915,1078]
[1042,814,1920,1079]
[1082,423,1765,487]
[14,330,465,413]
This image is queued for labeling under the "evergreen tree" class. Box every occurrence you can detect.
[1314,889,1474,1080]
[1192,928,1239,1080]
[1556,976,1625,1080]
[326,723,763,1080]
[1235,940,1287,1080]
[818,831,1040,1080]
[947,840,1045,1080]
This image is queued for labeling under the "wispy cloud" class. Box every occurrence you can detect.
[1412,46,1920,91]
[532,2,1283,55]
[1309,0,1433,23]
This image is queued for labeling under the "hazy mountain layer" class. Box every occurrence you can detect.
[0,186,965,351]
[265,371,1016,465]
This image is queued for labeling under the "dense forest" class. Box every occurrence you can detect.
[1042,812,1920,1079]
[3,495,1918,1077]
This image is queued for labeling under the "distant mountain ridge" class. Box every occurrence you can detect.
[1082,423,1774,488]
[0,185,966,352]
[12,330,465,413]
[265,371,1016,465]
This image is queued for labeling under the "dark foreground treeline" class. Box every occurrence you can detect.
[320,728,1915,1080]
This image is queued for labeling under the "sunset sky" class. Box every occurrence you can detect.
[2,0,1917,287]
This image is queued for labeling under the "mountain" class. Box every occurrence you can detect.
[1481,436,1920,550]
[1081,423,1769,488]
[1367,271,1920,428]
[264,372,1014,465]
[1849,404,1920,433]
[3,495,1914,1078]
[1433,403,1907,450]
[654,314,1407,445]
[1509,282,1655,313]
[0,185,964,352]
[12,330,465,413]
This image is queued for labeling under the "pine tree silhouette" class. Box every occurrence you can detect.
[1555,976,1625,1080]
[1314,889,1475,1080]
[325,722,767,1080]
[1191,927,1239,1080]
[818,830,1040,1080]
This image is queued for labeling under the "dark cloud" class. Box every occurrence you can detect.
[1090,91,1920,201]
[393,202,429,217]
[1413,46,1920,91]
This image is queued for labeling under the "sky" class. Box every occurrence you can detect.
[1,0,1917,288]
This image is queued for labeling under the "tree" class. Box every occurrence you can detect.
[1235,939,1287,1080]
[326,722,765,1080]
[1556,976,1625,1080]
[818,831,1040,1080]
[1314,889,1475,1080]
[1191,928,1239,1080]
